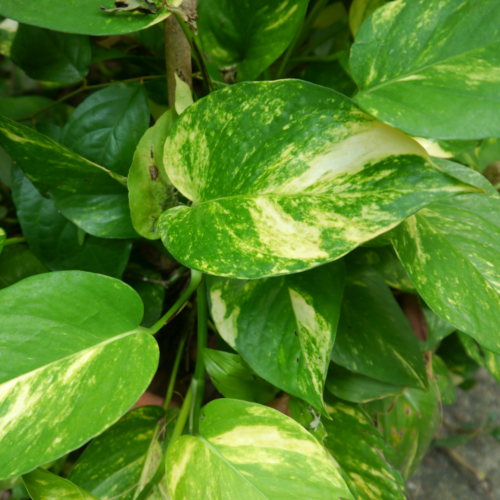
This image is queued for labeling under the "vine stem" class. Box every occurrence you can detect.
[189,280,207,435]
[14,75,163,123]
[3,237,26,246]
[148,269,202,335]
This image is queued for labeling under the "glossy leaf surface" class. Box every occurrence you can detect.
[60,83,150,176]
[0,244,48,289]
[392,192,500,355]
[23,468,99,500]
[198,0,308,81]
[332,265,428,390]
[128,109,177,239]
[204,349,279,404]
[349,0,388,36]
[11,25,91,84]
[0,115,137,238]
[207,261,345,413]
[159,80,477,279]
[0,271,158,480]
[351,0,500,139]
[0,0,182,36]
[324,397,406,500]
[69,406,171,500]
[166,399,353,500]
[12,166,132,278]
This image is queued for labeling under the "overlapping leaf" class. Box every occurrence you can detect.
[159,80,478,279]
[324,397,407,500]
[166,399,353,500]
[128,109,177,239]
[198,0,308,81]
[0,0,183,36]
[0,115,137,238]
[204,349,279,404]
[332,265,428,390]
[0,244,48,289]
[207,261,345,413]
[11,166,132,278]
[349,0,388,36]
[0,271,159,480]
[351,0,500,139]
[69,406,174,500]
[11,25,91,84]
[23,469,98,500]
[458,331,500,385]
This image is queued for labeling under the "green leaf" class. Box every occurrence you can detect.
[11,166,132,278]
[23,468,98,500]
[288,396,327,444]
[0,115,137,238]
[437,333,480,381]
[349,0,388,37]
[60,83,150,176]
[324,397,407,500]
[374,385,440,480]
[0,271,159,480]
[332,265,428,390]
[166,399,353,500]
[351,0,500,139]
[392,191,500,355]
[0,244,48,289]
[198,0,309,81]
[413,138,478,160]
[0,0,183,36]
[174,73,193,115]
[204,348,279,404]
[458,331,500,385]
[478,138,500,170]
[432,355,456,405]
[101,0,158,14]
[207,261,345,413]
[123,262,166,328]
[0,228,5,255]
[69,406,174,500]
[11,25,91,84]
[326,362,405,404]
[0,96,71,127]
[420,304,456,352]
[301,59,357,97]
[159,80,478,279]
[128,108,177,239]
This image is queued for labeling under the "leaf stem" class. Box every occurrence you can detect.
[149,269,202,335]
[189,281,207,435]
[3,237,26,246]
[15,75,163,123]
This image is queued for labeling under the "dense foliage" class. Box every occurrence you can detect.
[0,0,499,498]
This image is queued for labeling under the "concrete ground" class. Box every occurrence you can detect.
[407,368,500,500]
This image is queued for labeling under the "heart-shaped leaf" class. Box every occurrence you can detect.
[351,0,500,139]
[207,260,345,413]
[158,80,478,279]
[0,115,137,238]
[166,399,353,500]
[0,0,183,36]
[0,271,159,480]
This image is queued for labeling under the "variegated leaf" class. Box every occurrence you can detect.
[420,304,456,353]
[324,397,407,500]
[349,0,388,37]
[166,399,353,500]
[0,228,5,255]
[204,349,279,404]
[69,406,176,500]
[351,0,500,139]
[391,188,500,355]
[128,109,177,240]
[432,355,456,405]
[23,468,98,500]
[0,271,159,480]
[458,331,500,385]
[159,80,478,279]
[0,115,137,238]
[198,0,308,81]
[0,0,183,36]
[207,261,345,413]
[332,265,428,390]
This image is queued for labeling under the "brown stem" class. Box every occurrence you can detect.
[164,0,196,107]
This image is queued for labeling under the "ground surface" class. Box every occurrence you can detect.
[407,368,500,500]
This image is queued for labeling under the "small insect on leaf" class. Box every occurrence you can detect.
[149,165,159,181]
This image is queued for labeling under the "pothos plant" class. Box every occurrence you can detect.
[0,0,499,498]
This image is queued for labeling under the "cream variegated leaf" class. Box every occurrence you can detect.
[158,80,478,279]
[0,271,159,481]
[351,0,500,139]
[166,399,353,500]
[207,261,345,414]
